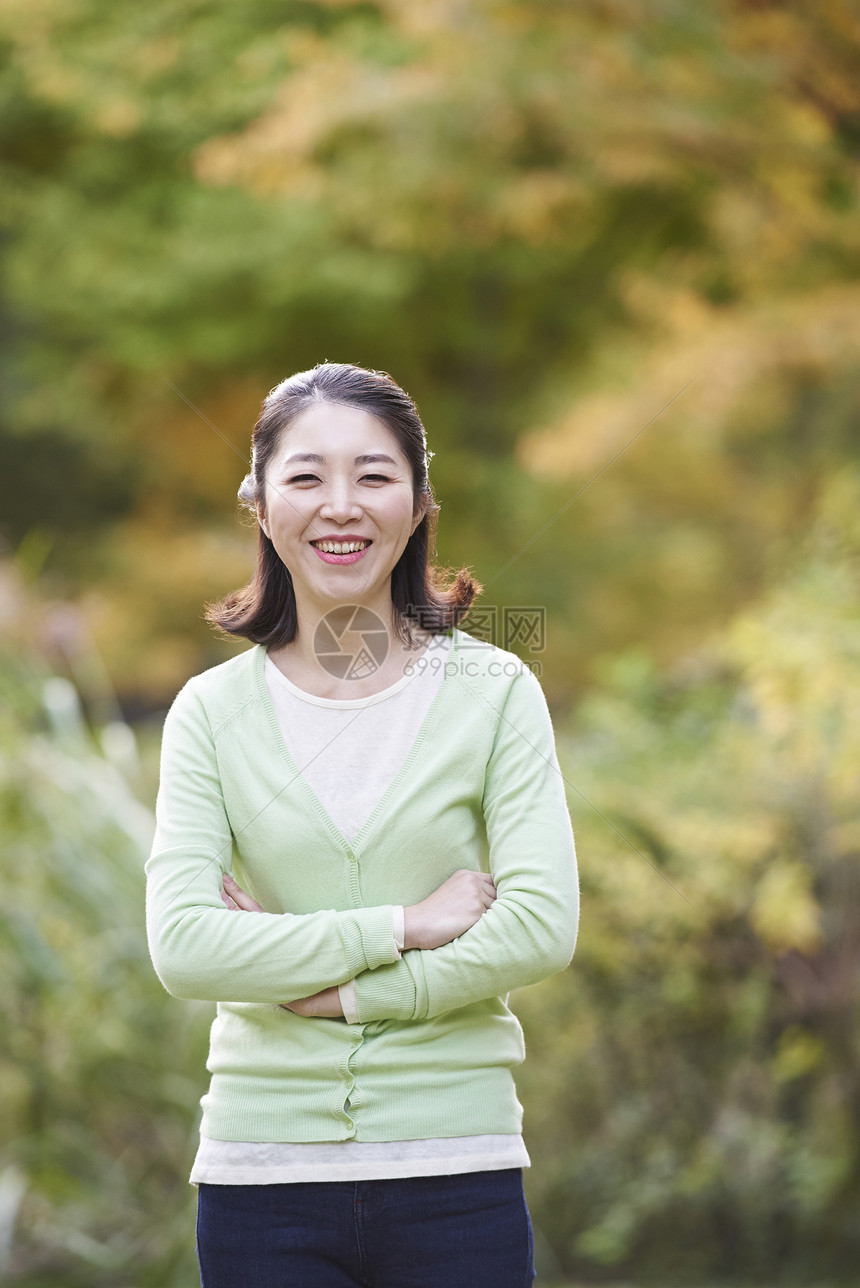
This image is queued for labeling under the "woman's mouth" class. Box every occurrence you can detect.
[309,539,373,565]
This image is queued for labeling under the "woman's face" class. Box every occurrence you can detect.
[259,400,426,617]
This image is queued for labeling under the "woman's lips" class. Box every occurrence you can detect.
[310,543,372,566]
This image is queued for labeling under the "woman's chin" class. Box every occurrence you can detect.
[302,580,390,614]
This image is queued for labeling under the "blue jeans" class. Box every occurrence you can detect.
[196,1168,535,1287]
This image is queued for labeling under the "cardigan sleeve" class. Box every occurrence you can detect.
[145,681,401,1004]
[350,666,580,1023]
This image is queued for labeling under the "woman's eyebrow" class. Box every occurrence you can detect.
[282,452,398,466]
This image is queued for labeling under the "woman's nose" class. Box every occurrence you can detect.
[319,482,362,521]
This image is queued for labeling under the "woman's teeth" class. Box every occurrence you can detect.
[312,540,370,554]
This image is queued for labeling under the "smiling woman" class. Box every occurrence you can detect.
[205,363,477,666]
[145,361,580,1287]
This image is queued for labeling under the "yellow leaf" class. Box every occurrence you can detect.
[750,862,822,953]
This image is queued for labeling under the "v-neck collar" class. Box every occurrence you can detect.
[252,628,462,858]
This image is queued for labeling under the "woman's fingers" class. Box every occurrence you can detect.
[280,988,344,1018]
[404,869,500,949]
[478,874,497,907]
[222,873,266,912]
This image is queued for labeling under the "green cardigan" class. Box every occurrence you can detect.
[145,628,579,1144]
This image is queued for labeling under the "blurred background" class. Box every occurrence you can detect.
[1,0,859,1283]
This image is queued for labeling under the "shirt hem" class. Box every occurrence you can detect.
[190,1149,530,1186]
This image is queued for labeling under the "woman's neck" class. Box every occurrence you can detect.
[269,598,438,700]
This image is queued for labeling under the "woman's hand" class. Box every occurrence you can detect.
[279,988,344,1018]
[403,869,497,951]
[221,872,265,912]
[220,873,344,1018]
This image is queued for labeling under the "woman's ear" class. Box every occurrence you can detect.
[257,506,271,541]
[411,495,430,536]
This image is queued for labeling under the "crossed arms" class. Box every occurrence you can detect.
[145,667,579,1021]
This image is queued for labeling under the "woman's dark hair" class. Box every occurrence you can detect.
[205,362,481,649]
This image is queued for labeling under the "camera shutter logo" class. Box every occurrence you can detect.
[313,605,389,679]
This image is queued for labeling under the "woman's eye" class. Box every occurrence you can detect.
[285,472,391,484]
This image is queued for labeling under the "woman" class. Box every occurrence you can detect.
[145,361,579,1288]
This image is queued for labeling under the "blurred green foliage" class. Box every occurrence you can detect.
[517,467,860,1283]
[1,0,859,1282]
[0,587,211,1285]
[1,0,859,702]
